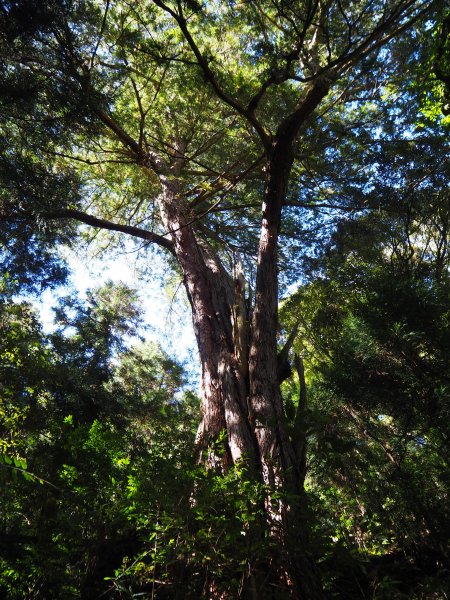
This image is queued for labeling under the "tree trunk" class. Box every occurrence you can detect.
[156,153,324,597]
[247,144,325,599]
[157,175,256,468]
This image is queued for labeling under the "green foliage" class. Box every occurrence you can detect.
[0,280,199,599]
[433,11,450,116]
[0,1,448,597]
[0,280,296,597]
[280,183,450,598]
[107,461,268,599]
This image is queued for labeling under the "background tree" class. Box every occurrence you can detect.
[0,280,198,599]
[279,136,450,597]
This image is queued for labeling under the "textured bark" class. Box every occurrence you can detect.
[249,138,297,491]
[153,141,327,597]
[294,353,308,488]
[155,93,332,595]
[157,176,255,467]
[246,146,325,600]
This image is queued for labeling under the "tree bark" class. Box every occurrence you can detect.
[246,143,325,600]
[154,167,324,598]
[157,175,256,468]
[151,102,332,594]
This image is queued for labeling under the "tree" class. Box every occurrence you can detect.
[434,10,450,114]
[278,149,450,596]
[0,1,443,596]
[0,281,197,599]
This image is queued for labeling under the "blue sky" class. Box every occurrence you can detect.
[34,246,200,385]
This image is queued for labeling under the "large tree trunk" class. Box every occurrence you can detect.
[248,143,325,600]
[156,149,324,597]
[157,175,256,468]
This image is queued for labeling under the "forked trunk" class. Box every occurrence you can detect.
[157,158,324,598]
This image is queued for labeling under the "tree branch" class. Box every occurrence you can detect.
[94,109,145,160]
[45,209,175,255]
[276,76,334,146]
[278,319,300,366]
[151,0,271,148]
[285,200,375,211]
[293,353,308,480]
[329,0,432,78]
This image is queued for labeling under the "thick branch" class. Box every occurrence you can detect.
[94,109,146,160]
[46,209,175,255]
[277,320,300,383]
[329,0,432,78]
[293,354,308,483]
[277,77,333,145]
